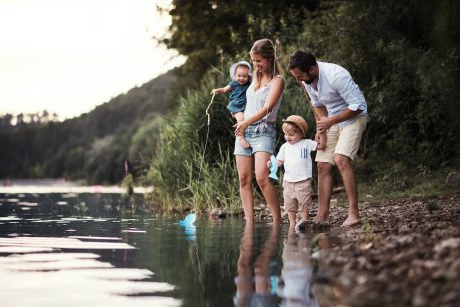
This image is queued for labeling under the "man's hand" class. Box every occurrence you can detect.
[316,116,334,134]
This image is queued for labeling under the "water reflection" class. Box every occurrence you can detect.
[0,191,338,307]
[277,227,319,307]
[0,192,181,307]
[234,224,281,306]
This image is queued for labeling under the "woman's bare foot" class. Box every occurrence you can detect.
[238,136,251,149]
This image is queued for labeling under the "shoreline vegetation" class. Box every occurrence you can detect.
[143,0,460,218]
[1,1,459,217]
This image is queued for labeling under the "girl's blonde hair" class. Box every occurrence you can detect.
[250,39,283,88]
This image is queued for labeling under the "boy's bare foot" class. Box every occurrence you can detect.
[238,136,251,149]
[341,216,361,227]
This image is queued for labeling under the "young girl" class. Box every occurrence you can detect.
[233,39,284,224]
[211,61,252,148]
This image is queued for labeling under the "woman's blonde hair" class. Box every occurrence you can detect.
[250,39,283,88]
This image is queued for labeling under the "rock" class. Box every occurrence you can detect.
[445,171,459,183]
[434,238,460,253]
[209,207,226,218]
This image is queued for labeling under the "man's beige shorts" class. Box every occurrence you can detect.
[316,115,368,165]
[283,179,312,213]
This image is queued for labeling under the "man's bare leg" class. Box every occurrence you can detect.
[334,154,360,226]
[315,161,333,224]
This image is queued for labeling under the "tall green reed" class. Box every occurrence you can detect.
[146,68,321,213]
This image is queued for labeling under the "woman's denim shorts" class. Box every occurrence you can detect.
[234,123,275,156]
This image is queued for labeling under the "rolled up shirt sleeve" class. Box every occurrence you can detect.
[333,70,367,113]
[301,62,367,129]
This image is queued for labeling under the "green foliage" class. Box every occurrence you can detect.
[159,0,317,86]
[2,0,460,212]
[148,0,460,210]
[362,221,374,241]
[121,173,134,197]
[146,77,254,212]
[0,70,178,184]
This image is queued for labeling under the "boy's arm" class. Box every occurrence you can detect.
[266,159,283,168]
[211,85,232,95]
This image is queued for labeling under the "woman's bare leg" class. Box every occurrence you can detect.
[254,152,281,224]
[236,155,254,224]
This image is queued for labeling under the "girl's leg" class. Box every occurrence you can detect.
[254,152,281,224]
[234,112,250,148]
[236,155,255,224]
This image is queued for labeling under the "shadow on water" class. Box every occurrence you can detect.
[0,191,342,307]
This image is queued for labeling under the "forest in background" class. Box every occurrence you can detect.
[0,70,178,184]
[1,0,459,210]
[147,0,460,210]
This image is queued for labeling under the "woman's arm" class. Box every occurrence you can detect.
[234,77,284,136]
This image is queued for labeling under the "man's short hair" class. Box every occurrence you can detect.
[288,50,317,72]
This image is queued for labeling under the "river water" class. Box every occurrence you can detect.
[0,190,331,307]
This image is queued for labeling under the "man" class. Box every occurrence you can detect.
[288,50,368,227]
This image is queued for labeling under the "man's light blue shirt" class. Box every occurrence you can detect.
[302,61,368,129]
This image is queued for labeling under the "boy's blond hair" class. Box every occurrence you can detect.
[282,122,302,135]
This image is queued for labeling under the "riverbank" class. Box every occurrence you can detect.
[311,192,460,307]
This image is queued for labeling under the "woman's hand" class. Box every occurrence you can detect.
[234,120,249,136]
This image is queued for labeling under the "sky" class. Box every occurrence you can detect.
[0,0,185,120]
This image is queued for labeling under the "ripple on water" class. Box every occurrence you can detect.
[0,236,181,307]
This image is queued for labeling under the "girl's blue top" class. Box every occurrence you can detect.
[227,80,250,113]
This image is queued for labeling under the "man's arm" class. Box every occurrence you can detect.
[316,108,362,133]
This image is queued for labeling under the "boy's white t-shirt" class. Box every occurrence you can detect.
[276,139,317,182]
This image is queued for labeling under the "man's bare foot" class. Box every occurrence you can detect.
[341,216,361,227]
[238,136,251,149]
[313,216,330,225]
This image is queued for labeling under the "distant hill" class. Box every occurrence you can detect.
[0,68,179,184]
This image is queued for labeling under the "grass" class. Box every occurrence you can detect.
[358,169,460,203]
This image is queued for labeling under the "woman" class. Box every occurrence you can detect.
[234,38,284,224]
